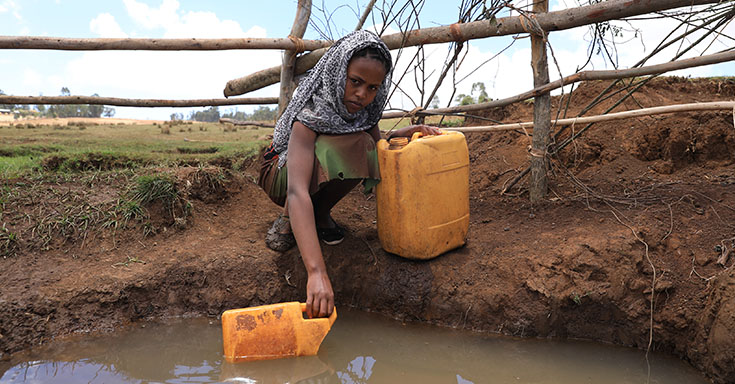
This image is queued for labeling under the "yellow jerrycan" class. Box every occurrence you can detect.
[376,130,469,260]
[221,302,337,362]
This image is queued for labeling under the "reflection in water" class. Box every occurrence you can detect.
[0,309,709,384]
[337,356,376,383]
[220,355,333,383]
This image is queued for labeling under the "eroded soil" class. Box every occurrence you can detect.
[1,77,734,383]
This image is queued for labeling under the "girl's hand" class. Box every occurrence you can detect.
[306,270,334,318]
[389,124,442,139]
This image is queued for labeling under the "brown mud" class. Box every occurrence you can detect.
[1,77,734,383]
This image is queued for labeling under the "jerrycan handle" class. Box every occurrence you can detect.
[300,303,338,326]
[410,129,444,142]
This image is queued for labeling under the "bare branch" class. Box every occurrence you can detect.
[355,0,378,31]
[382,48,735,119]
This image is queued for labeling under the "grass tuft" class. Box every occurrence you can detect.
[131,174,179,207]
[127,174,190,223]
[42,153,146,172]
[0,224,18,258]
[177,146,219,154]
[118,199,146,225]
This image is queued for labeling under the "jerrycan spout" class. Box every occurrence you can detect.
[222,302,337,363]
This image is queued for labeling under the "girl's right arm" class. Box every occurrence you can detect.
[387,124,442,139]
[286,121,334,319]
[367,123,441,142]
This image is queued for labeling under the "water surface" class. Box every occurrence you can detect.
[0,308,708,383]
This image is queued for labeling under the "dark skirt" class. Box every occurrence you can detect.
[258,131,380,207]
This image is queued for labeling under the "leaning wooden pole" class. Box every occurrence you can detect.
[0,36,331,51]
[279,0,312,116]
[441,102,735,133]
[530,1,550,202]
[6,46,730,112]
[0,95,278,107]
[223,0,721,97]
[218,118,275,128]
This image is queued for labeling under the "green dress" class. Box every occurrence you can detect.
[258,130,380,207]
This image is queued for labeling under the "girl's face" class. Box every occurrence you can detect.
[343,57,387,114]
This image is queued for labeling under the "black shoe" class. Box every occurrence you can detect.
[317,222,345,245]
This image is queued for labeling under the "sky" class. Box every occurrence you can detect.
[1,0,733,120]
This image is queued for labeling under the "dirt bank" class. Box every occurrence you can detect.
[1,77,734,383]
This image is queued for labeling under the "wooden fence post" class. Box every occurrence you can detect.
[530,0,550,203]
[279,0,312,117]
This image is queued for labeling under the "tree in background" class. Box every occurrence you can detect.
[0,89,15,110]
[472,82,489,103]
[220,108,248,121]
[430,95,440,109]
[211,106,277,122]
[454,93,475,106]
[49,87,82,117]
[454,82,490,106]
[40,87,115,118]
[87,94,103,117]
[249,106,277,121]
[188,106,220,122]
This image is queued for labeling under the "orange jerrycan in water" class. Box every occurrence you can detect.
[376,130,469,260]
[221,302,337,362]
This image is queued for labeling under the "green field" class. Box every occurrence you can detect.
[0,115,465,178]
[0,120,273,178]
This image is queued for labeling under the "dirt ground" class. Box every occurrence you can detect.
[1,77,734,383]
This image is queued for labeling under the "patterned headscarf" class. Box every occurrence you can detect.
[272,30,392,166]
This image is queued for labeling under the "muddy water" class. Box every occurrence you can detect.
[0,308,707,384]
